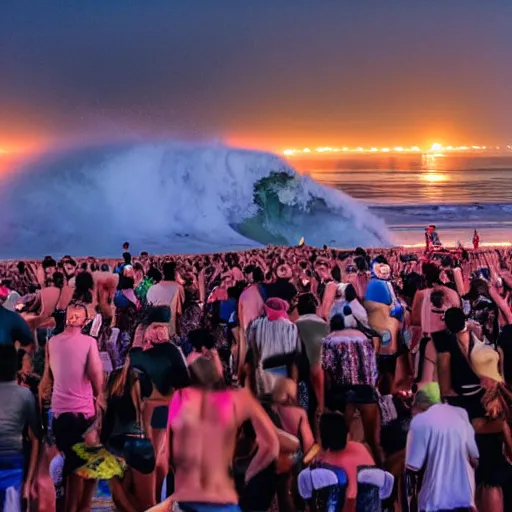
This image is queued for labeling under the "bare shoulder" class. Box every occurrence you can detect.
[231,387,259,424]
[415,289,426,299]
[84,333,99,349]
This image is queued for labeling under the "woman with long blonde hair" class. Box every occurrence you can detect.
[102,355,151,511]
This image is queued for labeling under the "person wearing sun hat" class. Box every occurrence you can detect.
[262,297,290,322]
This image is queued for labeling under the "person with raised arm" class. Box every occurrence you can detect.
[149,354,279,512]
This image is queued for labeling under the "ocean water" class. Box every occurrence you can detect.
[1,146,510,258]
[293,154,512,247]
[0,143,391,258]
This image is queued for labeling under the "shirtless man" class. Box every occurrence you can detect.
[149,356,279,512]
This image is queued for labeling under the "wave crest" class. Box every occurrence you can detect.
[0,143,392,258]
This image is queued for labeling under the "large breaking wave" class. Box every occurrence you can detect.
[0,143,392,258]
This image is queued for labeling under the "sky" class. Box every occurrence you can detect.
[1,0,512,154]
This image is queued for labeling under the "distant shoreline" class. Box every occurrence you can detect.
[1,245,510,265]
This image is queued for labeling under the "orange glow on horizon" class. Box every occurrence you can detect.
[282,142,512,157]
[0,138,50,156]
[2,134,510,160]
[0,139,50,176]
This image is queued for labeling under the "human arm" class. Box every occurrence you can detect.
[18,292,38,307]
[23,392,41,500]
[472,417,504,435]
[236,388,279,483]
[342,487,356,512]
[177,284,185,316]
[410,290,423,326]
[145,285,155,306]
[86,338,106,410]
[206,348,224,378]
[276,429,300,453]
[310,360,324,440]
[198,268,206,304]
[14,313,35,348]
[489,285,512,324]
[343,499,356,512]
[237,305,250,384]
[310,362,324,412]
[452,267,468,297]
[421,340,438,384]
[24,427,40,501]
[468,319,483,340]
[298,410,315,453]
[237,299,245,368]
[500,271,512,290]
[320,282,336,320]
[333,449,360,512]
[38,342,53,401]
[166,391,181,473]
[498,347,506,383]
[431,331,457,398]
[437,352,456,397]
[206,287,219,304]
[463,411,479,468]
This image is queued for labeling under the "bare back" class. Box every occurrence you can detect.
[168,387,278,505]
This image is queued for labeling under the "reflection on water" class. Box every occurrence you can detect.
[296,154,512,206]
[420,171,448,183]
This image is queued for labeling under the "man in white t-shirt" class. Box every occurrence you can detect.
[406,383,478,512]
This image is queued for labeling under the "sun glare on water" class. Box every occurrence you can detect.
[421,172,448,183]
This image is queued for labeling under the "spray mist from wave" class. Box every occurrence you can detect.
[0,142,393,258]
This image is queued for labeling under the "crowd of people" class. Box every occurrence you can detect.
[2,243,512,511]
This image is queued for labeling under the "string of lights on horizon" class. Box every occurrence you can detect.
[283,143,512,157]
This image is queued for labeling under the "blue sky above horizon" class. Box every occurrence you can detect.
[1,0,511,152]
